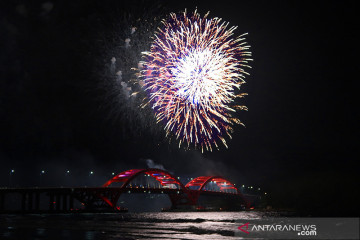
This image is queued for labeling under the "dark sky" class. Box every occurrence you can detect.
[0,1,357,216]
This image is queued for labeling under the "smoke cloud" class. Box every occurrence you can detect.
[145,159,166,170]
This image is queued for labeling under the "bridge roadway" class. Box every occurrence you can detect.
[0,187,243,213]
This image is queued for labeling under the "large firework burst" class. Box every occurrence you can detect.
[141,9,252,151]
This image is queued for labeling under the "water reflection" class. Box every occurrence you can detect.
[0,211,282,240]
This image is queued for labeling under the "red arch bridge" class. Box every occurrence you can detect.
[0,168,254,213]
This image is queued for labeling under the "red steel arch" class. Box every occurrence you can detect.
[185,176,239,193]
[103,168,186,190]
[100,169,247,209]
[101,169,191,208]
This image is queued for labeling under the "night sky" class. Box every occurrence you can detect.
[0,0,357,216]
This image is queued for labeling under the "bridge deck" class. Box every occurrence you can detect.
[0,187,243,214]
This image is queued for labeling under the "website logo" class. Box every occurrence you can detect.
[238,222,250,234]
[235,218,359,239]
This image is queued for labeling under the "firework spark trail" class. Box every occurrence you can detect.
[141,9,252,151]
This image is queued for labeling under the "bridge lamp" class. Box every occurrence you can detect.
[242,185,245,187]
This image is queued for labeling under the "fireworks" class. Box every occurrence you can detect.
[141,9,252,151]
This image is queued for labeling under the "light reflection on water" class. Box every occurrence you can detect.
[0,211,284,240]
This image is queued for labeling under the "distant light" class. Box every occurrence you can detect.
[41,170,45,174]
[242,185,245,187]
[90,171,94,175]
[112,172,115,175]
[258,188,260,190]
[66,170,70,174]
[177,177,180,179]
[265,192,267,195]
[11,169,15,173]
[250,186,253,189]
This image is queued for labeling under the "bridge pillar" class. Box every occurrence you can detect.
[168,191,200,209]
[56,194,61,211]
[21,193,26,212]
[28,193,33,211]
[35,193,40,211]
[49,194,54,211]
[186,191,200,206]
[62,194,67,211]
[69,195,74,210]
